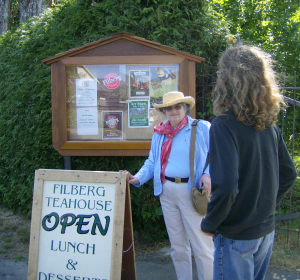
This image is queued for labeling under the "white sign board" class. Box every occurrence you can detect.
[28,170,127,280]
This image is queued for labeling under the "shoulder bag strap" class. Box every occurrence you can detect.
[190,120,199,187]
[190,119,210,188]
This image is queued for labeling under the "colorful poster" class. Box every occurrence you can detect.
[129,70,150,97]
[75,79,97,107]
[102,111,123,139]
[149,65,179,108]
[96,65,128,102]
[76,107,98,135]
[128,100,150,128]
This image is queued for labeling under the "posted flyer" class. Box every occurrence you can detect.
[129,70,150,98]
[149,65,179,108]
[75,79,97,107]
[128,100,150,128]
[102,111,123,139]
[76,107,98,135]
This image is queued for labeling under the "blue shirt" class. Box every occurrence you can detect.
[164,128,190,178]
[134,116,210,196]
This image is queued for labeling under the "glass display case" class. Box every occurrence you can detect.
[42,32,204,156]
[66,64,180,142]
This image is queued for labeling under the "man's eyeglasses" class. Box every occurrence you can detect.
[165,104,182,112]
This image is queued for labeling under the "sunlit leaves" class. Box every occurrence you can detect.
[0,0,230,237]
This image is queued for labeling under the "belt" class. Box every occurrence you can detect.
[165,176,189,184]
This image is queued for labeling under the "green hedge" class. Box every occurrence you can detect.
[0,0,229,239]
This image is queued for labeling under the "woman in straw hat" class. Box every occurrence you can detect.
[121,91,213,280]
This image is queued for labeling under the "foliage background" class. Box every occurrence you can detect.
[209,0,300,223]
[210,0,300,143]
[0,0,299,240]
[0,0,230,239]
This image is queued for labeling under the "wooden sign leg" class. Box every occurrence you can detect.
[121,181,137,280]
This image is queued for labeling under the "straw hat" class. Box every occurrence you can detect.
[153,91,195,111]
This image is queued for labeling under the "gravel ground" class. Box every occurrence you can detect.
[1,256,300,280]
[1,207,300,279]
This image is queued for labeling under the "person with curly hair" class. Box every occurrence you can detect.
[200,44,297,280]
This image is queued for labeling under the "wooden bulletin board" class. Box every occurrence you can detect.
[27,169,136,280]
[41,32,205,156]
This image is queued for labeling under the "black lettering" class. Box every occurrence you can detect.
[76,214,93,234]
[71,185,78,195]
[38,272,47,280]
[53,184,60,194]
[77,243,85,254]
[87,186,95,196]
[86,243,95,255]
[60,213,76,234]
[68,199,77,208]
[105,201,112,211]
[91,214,110,236]
[79,186,86,195]
[96,187,105,196]
[87,200,95,210]
[59,241,66,252]
[96,200,103,210]
[51,240,57,251]
[63,185,70,195]
[68,242,75,253]
[42,212,59,231]
[78,199,87,209]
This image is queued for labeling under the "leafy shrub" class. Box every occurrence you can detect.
[0,0,231,239]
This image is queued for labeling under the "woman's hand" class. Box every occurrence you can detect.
[199,174,211,196]
[119,170,140,185]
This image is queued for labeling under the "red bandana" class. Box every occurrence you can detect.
[154,115,188,183]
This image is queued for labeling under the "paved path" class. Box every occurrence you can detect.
[1,258,299,280]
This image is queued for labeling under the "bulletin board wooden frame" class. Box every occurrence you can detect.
[27,169,136,280]
[42,32,205,156]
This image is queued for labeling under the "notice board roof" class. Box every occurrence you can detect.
[41,31,205,65]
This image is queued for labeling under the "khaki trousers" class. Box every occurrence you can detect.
[160,180,214,280]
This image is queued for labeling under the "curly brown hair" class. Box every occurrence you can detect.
[212,45,285,130]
